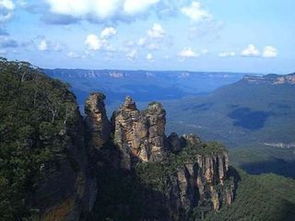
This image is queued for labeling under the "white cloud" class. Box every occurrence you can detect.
[147,23,165,39]
[126,49,137,61]
[219,51,236,57]
[85,34,107,51]
[262,46,277,58]
[181,1,211,23]
[241,44,260,57]
[38,39,48,51]
[178,48,199,59]
[0,0,15,22]
[123,0,159,15]
[85,27,117,51]
[46,0,160,21]
[146,53,153,61]
[0,0,14,10]
[100,27,117,39]
[136,24,167,51]
[37,38,63,52]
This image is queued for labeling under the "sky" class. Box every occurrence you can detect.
[0,0,294,73]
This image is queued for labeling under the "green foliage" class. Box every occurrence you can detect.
[164,78,295,148]
[205,170,295,221]
[0,58,78,219]
[136,141,226,193]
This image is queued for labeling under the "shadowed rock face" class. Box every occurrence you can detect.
[85,92,111,150]
[145,102,167,161]
[170,154,233,213]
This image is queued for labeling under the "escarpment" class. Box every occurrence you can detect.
[0,59,237,221]
[85,93,238,220]
[0,60,95,221]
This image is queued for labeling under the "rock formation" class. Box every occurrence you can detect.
[145,102,167,161]
[111,97,167,169]
[84,94,237,220]
[34,93,236,220]
[85,92,111,151]
[171,152,234,212]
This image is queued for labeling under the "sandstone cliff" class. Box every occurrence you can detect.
[243,73,295,85]
[111,97,167,169]
[84,94,237,220]
[28,92,236,221]
[85,92,111,151]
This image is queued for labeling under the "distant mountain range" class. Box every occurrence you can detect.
[163,73,295,177]
[164,73,295,146]
[44,69,248,106]
[243,73,295,85]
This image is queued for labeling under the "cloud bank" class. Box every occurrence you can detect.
[46,0,161,22]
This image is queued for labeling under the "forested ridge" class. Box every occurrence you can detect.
[0,58,80,219]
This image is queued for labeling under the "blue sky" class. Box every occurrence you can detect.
[0,0,294,73]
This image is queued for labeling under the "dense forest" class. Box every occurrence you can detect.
[0,58,295,221]
[0,58,80,219]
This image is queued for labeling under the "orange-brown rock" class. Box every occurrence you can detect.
[112,97,167,168]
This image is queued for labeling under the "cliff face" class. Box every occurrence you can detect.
[169,152,234,213]
[84,94,237,220]
[169,135,235,214]
[32,111,93,221]
[30,96,99,221]
[85,92,111,151]
[111,97,167,169]
[243,73,295,85]
[0,58,236,220]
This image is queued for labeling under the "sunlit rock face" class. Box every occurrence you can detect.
[111,97,167,169]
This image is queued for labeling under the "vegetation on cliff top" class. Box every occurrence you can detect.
[0,58,79,219]
[136,141,226,193]
[205,170,295,221]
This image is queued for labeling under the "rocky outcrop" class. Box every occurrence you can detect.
[85,92,111,151]
[82,94,237,219]
[163,138,234,219]
[81,94,237,220]
[111,97,167,169]
[145,102,167,161]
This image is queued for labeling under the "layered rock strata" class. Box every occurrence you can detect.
[84,94,236,219]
